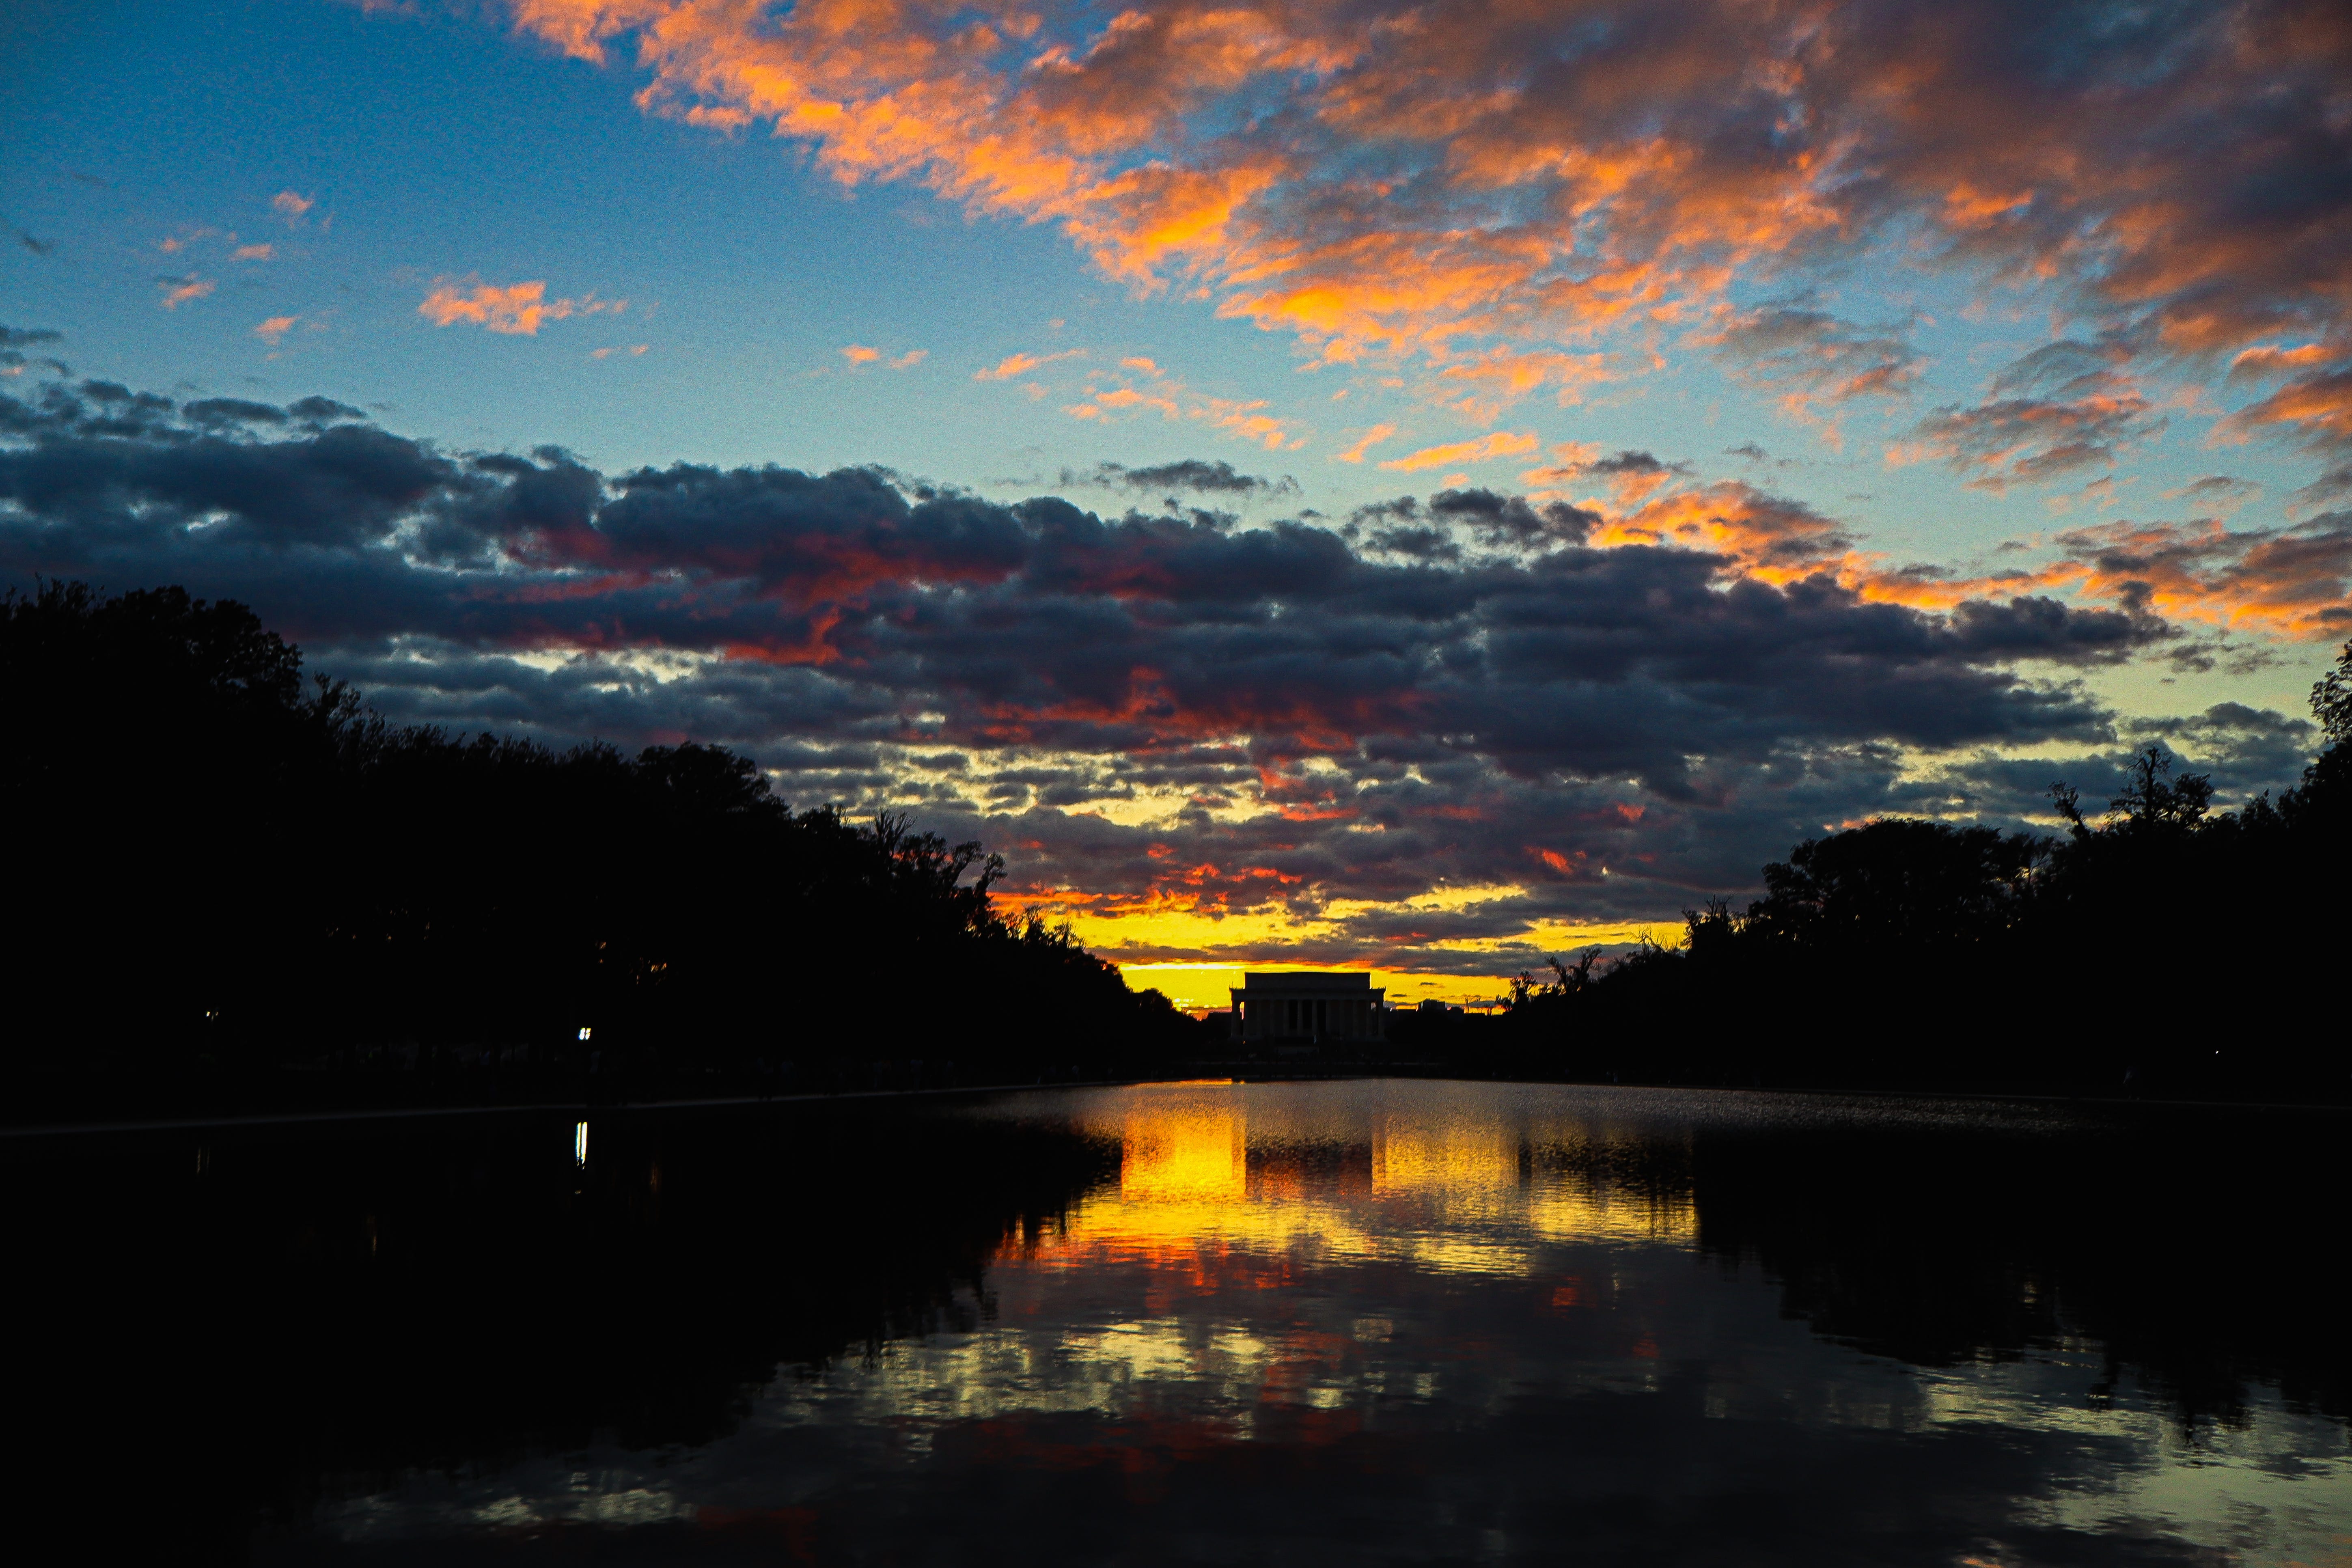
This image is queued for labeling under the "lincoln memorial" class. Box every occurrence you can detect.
[1228,971,1387,1044]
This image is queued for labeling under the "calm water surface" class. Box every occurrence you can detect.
[13,1081,2349,1564]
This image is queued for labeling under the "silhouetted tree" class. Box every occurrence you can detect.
[1490,654,2348,1098]
[2313,638,2352,747]
[1746,819,2045,950]
[4,581,1201,1115]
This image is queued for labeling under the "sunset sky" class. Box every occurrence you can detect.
[5,0,2349,1006]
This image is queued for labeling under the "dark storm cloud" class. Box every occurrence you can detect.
[286,396,368,425]
[0,379,2304,965]
[0,391,456,550]
[1944,595,2167,664]
[0,388,2160,769]
[1582,451,1691,481]
[1429,488,1597,550]
[0,325,69,380]
[181,398,291,427]
[1370,530,1464,565]
[1060,459,1298,498]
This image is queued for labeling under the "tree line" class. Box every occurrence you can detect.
[3,581,1205,1114]
[11,580,2342,1111]
[1489,640,2352,1098]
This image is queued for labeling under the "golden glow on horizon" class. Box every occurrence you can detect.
[1013,873,1670,1007]
[1106,920,1673,1010]
[1112,962,1505,1011]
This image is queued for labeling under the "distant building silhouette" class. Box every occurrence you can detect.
[1229,972,1386,1045]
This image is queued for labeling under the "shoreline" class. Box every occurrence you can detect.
[5,1072,2344,1141]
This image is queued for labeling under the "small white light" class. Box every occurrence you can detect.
[578,1026,593,1042]
[574,1122,589,1166]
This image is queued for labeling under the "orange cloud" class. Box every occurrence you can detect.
[840,343,882,367]
[1430,349,1613,422]
[1560,459,2349,640]
[1533,446,2350,640]
[1526,449,2339,638]
[494,0,1720,392]
[270,190,314,224]
[498,0,2352,456]
[2220,364,2352,451]
[1334,422,1396,464]
[1193,394,1300,451]
[231,242,275,262]
[1522,446,1686,505]
[418,278,623,335]
[1090,386,1180,417]
[1378,431,1539,473]
[1060,357,1306,449]
[2040,517,2352,640]
[2227,343,2336,384]
[976,348,1082,381]
[253,314,300,345]
[1585,480,1856,579]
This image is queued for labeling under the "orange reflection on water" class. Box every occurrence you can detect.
[1001,1081,1694,1282]
[1117,1091,1247,1206]
[1370,1119,1520,1194]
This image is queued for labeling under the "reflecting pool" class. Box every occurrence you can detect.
[12,1081,2348,1564]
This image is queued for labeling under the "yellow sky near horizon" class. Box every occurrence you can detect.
[1013,877,1677,1011]
[1113,931,1671,1014]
